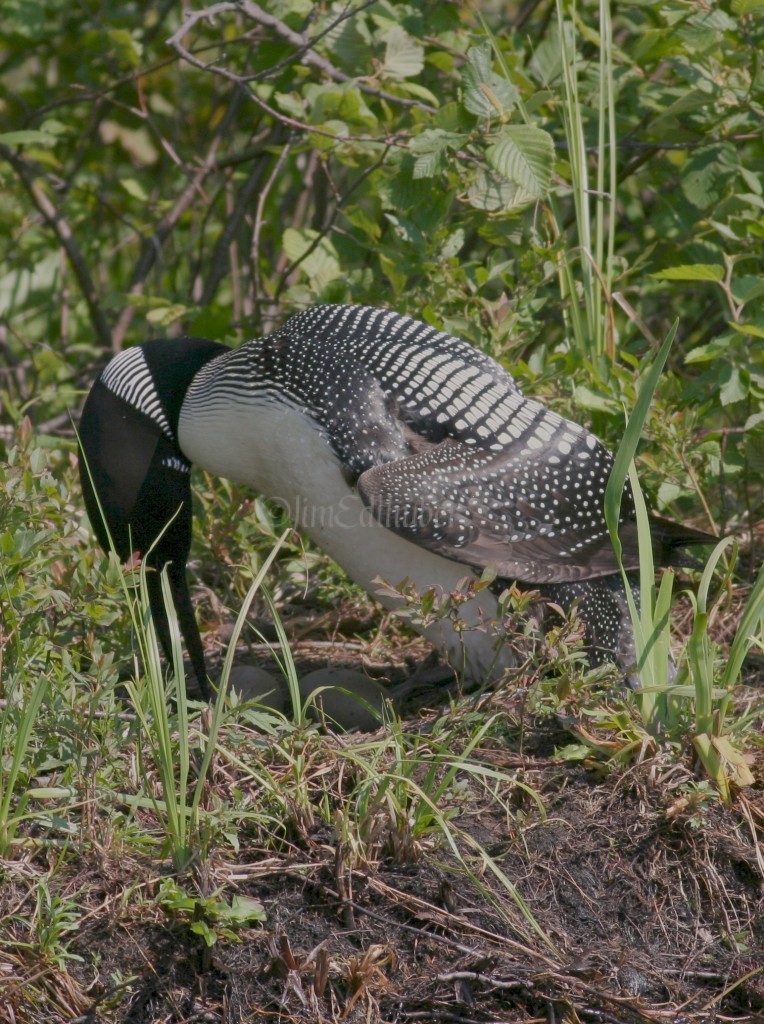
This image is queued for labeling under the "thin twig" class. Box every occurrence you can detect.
[0,413,76,440]
[251,136,294,304]
[171,16,413,151]
[274,144,390,301]
[245,83,411,146]
[241,0,380,84]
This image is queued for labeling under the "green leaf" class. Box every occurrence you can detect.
[486,125,555,199]
[573,384,619,412]
[227,895,266,925]
[652,264,724,282]
[393,80,440,106]
[732,0,764,14]
[604,320,677,564]
[120,178,149,201]
[462,44,518,119]
[553,743,591,762]
[467,169,535,212]
[657,480,690,508]
[728,321,764,339]
[307,84,377,129]
[190,920,219,947]
[283,227,341,292]
[528,23,575,84]
[721,560,764,691]
[711,736,755,787]
[719,365,748,406]
[412,148,445,180]
[441,228,465,260]
[410,129,462,179]
[344,204,381,241]
[308,120,349,152]
[39,118,69,136]
[274,91,307,120]
[684,341,729,364]
[382,26,424,80]
[0,129,57,147]
[145,304,192,327]
[680,150,724,209]
[107,28,141,70]
[327,17,372,71]
[731,275,764,306]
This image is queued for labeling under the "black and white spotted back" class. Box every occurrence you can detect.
[185,304,633,581]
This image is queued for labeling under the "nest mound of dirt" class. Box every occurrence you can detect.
[3,696,761,1024]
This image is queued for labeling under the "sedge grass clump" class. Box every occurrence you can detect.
[121,529,296,873]
[522,8,763,799]
[601,323,761,801]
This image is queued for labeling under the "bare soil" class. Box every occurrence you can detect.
[2,611,763,1024]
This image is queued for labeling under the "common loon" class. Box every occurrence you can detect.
[78,304,711,699]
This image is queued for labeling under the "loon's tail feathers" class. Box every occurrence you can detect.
[645,516,719,569]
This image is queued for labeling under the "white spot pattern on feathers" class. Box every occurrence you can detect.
[177,304,652,667]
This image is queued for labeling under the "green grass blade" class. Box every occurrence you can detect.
[161,566,190,859]
[214,528,293,705]
[124,558,192,870]
[689,537,734,735]
[0,671,50,853]
[192,529,294,821]
[602,321,677,724]
[604,320,678,554]
[260,587,303,725]
[721,560,764,691]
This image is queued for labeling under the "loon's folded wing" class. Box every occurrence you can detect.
[358,438,712,584]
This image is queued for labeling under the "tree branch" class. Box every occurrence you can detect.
[111,89,249,350]
[167,1,437,114]
[250,136,294,306]
[0,144,113,351]
[198,147,274,308]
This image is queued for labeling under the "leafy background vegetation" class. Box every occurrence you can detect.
[1,1,763,1021]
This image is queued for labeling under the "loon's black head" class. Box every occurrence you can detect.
[78,337,228,698]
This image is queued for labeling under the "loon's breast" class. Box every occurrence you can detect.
[177,388,513,681]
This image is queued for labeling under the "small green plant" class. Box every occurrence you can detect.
[78,425,303,870]
[375,566,513,682]
[6,875,83,970]
[31,876,84,969]
[333,714,553,950]
[604,321,679,732]
[0,432,123,855]
[157,876,265,949]
[681,540,762,801]
[550,0,618,364]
